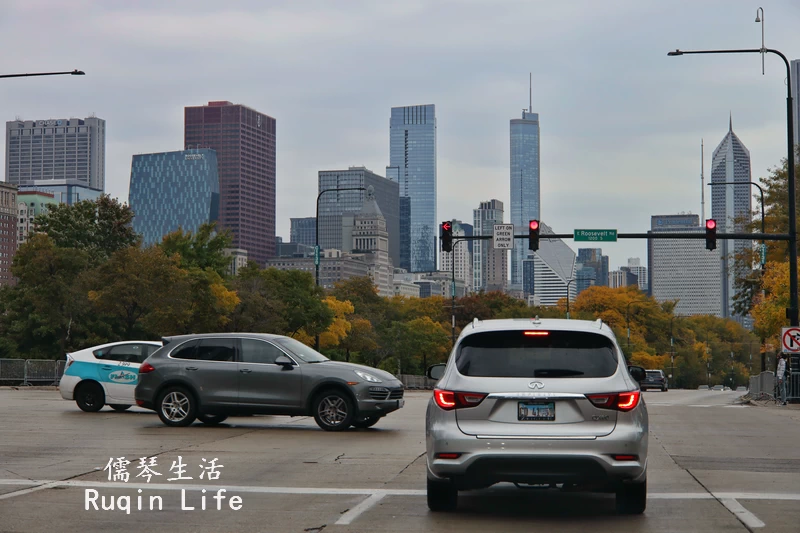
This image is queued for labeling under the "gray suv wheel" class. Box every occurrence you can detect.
[157,386,197,427]
[313,390,354,431]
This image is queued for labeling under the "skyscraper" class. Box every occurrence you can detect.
[387,104,437,272]
[290,217,317,247]
[577,248,609,288]
[626,258,648,292]
[128,149,220,246]
[510,106,540,291]
[473,200,507,292]
[6,116,105,201]
[0,183,17,286]
[184,101,276,265]
[317,167,399,265]
[648,214,721,316]
[710,117,751,319]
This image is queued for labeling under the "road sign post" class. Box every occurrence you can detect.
[493,224,514,249]
[574,229,618,242]
[314,245,320,266]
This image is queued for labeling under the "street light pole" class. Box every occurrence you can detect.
[314,186,366,350]
[667,45,797,327]
[0,69,85,79]
[565,279,575,320]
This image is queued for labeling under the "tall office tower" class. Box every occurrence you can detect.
[792,59,800,161]
[387,104,436,272]
[184,101,276,265]
[0,183,17,286]
[128,149,220,246]
[524,222,577,306]
[318,167,399,264]
[626,258,648,292]
[510,107,540,291]
[473,200,507,292]
[439,220,472,293]
[577,248,610,287]
[575,265,597,295]
[6,116,105,202]
[710,118,752,319]
[290,217,317,247]
[648,214,722,316]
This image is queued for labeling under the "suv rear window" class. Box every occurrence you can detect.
[646,371,662,378]
[456,330,618,378]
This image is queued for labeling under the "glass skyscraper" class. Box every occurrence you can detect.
[510,111,540,291]
[711,117,751,319]
[387,104,437,272]
[128,149,220,246]
[290,217,317,247]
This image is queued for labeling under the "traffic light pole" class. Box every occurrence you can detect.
[450,238,466,346]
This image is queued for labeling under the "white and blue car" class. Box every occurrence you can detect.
[59,341,162,412]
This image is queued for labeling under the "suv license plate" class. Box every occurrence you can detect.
[518,401,555,421]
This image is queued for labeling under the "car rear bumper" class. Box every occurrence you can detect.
[59,375,79,400]
[427,409,647,490]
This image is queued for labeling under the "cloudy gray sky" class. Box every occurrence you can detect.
[2,0,799,271]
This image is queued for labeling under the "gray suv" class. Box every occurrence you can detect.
[425,318,648,514]
[134,333,404,431]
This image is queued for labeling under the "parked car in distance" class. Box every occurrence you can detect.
[698,385,710,391]
[425,318,649,515]
[135,333,404,431]
[59,341,163,412]
[640,370,668,392]
[712,385,724,391]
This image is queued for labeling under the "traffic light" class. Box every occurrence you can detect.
[529,220,540,251]
[705,219,717,250]
[441,221,453,252]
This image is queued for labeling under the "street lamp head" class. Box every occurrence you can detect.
[755,14,761,22]
[71,69,85,76]
[667,49,684,57]
[755,7,763,23]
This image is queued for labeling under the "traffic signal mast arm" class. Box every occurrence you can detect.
[447,232,790,241]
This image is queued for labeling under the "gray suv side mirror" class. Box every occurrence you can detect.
[275,354,294,368]
[628,365,646,383]
[427,364,446,381]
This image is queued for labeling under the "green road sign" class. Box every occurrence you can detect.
[574,229,618,242]
[314,245,320,266]
[760,243,767,265]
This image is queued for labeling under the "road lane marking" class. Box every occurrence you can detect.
[720,498,765,529]
[335,493,386,525]
[0,481,59,501]
[0,480,798,501]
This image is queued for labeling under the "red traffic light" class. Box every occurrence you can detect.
[705,219,716,230]
[442,222,451,231]
[529,220,539,231]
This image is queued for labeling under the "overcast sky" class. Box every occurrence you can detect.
[1,0,799,271]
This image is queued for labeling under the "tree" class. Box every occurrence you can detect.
[87,246,189,338]
[173,267,240,334]
[379,316,450,375]
[226,266,333,338]
[159,222,234,278]
[295,297,355,348]
[33,195,140,264]
[339,318,378,362]
[2,234,92,358]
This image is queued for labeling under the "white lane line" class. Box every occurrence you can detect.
[719,498,765,529]
[335,493,386,525]
[0,481,59,501]
[687,405,714,408]
[0,480,798,503]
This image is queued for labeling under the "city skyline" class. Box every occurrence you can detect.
[0,2,798,271]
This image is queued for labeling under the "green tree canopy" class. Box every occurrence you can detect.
[33,195,140,264]
[159,222,234,278]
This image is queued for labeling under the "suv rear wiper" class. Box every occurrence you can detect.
[533,368,585,377]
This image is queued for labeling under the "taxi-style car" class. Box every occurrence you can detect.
[59,341,162,412]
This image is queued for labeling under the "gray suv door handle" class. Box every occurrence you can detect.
[240,369,252,374]
[185,366,199,371]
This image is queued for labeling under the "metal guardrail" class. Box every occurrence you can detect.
[789,372,800,401]
[399,374,438,390]
[0,359,64,386]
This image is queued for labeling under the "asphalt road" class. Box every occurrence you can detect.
[0,387,798,532]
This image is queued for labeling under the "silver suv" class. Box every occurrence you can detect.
[425,318,648,514]
[134,333,404,431]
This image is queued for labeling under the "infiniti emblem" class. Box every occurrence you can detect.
[528,381,545,390]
